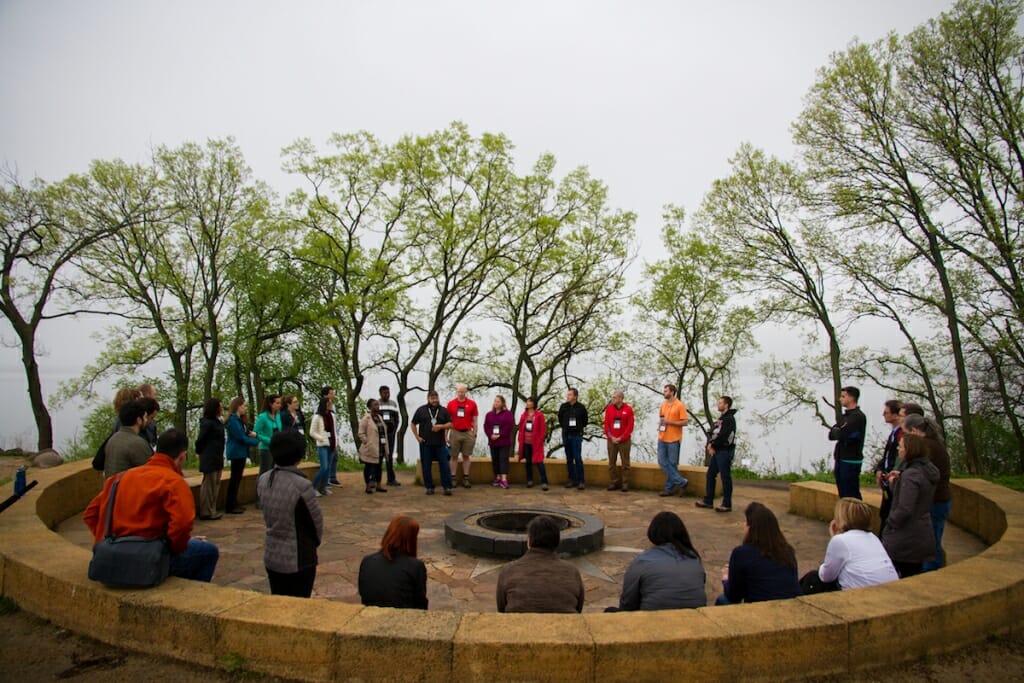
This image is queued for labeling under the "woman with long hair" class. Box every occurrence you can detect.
[195,398,226,520]
[901,414,951,571]
[224,397,259,514]
[357,398,387,494]
[280,393,306,435]
[616,511,706,610]
[882,432,939,577]
[485,395,516,489]
[517,396,548,490]
[801,497,898,594]
[717,502,801,604]
[308,396,333,496]
[254,394,283,479]
[358,515,428,609]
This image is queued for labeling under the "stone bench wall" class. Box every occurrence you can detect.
[0,461,1022,681]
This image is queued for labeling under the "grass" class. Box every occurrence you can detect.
[0,596,19,616]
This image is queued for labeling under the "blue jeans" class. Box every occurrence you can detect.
[834,460,863,500]
[922,499,952,571]
[657,440,687,492]
[170,538,219,583]
[420,443,453,491]
[704,448,734,508]
[313,446,331,491]
[329,447,340,483]
[563,434,584,483]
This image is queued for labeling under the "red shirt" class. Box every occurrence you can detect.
[447,398,478,431]
[603,402,635,441]
[83,453,195,555]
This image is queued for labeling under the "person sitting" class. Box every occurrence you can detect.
[84,428,219,582]
[615,511,706,611]
[358,516,429,609]
[496,515,584,613]
[800,498,899,594]
[716,502,801,604]
[258,430,323,598]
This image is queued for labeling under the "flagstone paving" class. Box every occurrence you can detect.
[57,473,987,613]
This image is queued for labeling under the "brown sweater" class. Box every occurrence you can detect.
[496,548,584,613]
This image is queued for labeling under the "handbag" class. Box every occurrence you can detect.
[91,433,112,471]
[87,474,171,588]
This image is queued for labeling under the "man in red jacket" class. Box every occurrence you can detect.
[84,429,219,582]
[603,390,634,492]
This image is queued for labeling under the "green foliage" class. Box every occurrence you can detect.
[0,596,19,615]
[61,403,116,462]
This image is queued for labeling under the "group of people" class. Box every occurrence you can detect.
[827,388,952,575]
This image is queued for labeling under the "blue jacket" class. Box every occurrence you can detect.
[226,413,258,461]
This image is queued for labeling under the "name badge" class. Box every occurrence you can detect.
[457,407,465,418]
[383,413,390,422]
[492,425,500,436]
[613,418,622,430]
[659,423,667,432]
[568,418,577,428]
[380,436,387,444]
[525,421,533,432]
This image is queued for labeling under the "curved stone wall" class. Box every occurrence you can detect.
[0,460,1021,681]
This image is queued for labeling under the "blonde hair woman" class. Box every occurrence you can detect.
[801,498,899,594]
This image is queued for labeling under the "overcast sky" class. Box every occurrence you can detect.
[0,1,953,463]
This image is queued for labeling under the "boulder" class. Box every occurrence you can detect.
[32,450,63,468]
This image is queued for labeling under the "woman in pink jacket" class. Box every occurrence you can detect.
[517,396,548,490]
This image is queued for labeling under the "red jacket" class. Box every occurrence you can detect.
[603,402,635,442]
[83,453,195,555]
[517,410,547,463]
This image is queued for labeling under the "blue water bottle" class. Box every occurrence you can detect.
[14,466,27,495]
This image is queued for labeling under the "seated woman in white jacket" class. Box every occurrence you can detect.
[800,497,899,594]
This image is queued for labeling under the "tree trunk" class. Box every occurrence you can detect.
[20,326,53,451]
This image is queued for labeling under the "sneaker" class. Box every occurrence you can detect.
[323,487,333,496]
[526,480,534,488]
[226,506,246,514]
[389,480,402,487]
[563,480,576,488]
[375,485,388,493]
[607,483,621,491]
[621,485,629,493]
[658,489,674,497]
[695,500,713,509]
[715,506,732,513]
[426,488,435,495]
[677,479,689,496]
[329,480,342,486]
[491,478,501,487]
[315,490,323,497]
[541,483,549,491]
[577,483,586,491]
[500,480,510,489]
[462,480,472,489]
[365,485,374,494]
[443,488,453,496]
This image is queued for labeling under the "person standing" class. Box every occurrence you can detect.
[322,387,342,488]
[872,400,904,533]
[828,386,867,500]
[603,390,634,492]
[280,394,306,436]
[411,390,454,496]
[195,398,226,521]
[258,430,323,598]
[254,394,283,479]
[447,384,478,488]
[882,433,939,578]
[309,397,334,497]
[657,384,689,497]
[901,414,952,572]
[379,385,402,487]
[558,387,588,490]
[103,400,156,479]
[224,397,258,514]
[137,383,159,451]
[517,396,549,490]
[484,395,515,489]
[696,396,737,512]
[357,399,388,494]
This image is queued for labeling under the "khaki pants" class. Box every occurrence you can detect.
[199,469,222,517]
[607,440,631,486]
[449,430,476,477]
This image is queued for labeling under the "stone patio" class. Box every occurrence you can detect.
[58,472,986,613]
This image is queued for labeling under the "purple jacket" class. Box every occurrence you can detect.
[484,409,516,448]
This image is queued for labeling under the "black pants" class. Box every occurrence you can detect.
[800,570,840,595]
[522,446,548,484]
[363,462,382,485]
[225,458,246,510]
[267,566,316,598]
[384,431,398,483]
[893,561,922,578]
[490,445,511,475]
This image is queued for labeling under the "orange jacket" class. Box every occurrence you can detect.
[83,453,195,555]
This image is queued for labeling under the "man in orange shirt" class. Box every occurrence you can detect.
[657,383,689,497]
[84,429,219,582]
[447,383,479,488]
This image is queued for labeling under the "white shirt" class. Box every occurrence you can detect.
[818,529,899,589]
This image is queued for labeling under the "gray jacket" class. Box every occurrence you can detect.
[103,428,153,479]
[882,457,939,563]
[619,544,707,611]
[257,466,323,574]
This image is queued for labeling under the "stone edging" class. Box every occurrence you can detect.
[0,460,1021,681]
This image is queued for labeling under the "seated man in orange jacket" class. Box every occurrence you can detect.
[84,428,219,582]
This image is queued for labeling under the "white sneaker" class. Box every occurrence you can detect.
[323,487,333,495]
[314,490,323,497]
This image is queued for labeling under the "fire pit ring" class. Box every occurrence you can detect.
[444,506,604,558]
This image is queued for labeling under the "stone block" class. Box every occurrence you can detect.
[454,613,593,682]
[335,607,461,682]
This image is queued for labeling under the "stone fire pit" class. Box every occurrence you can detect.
[444,506,604,558]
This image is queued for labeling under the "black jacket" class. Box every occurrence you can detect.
[709,409,737,450]
[195,417,226,474]
[358,551,428,609]
[828,406,866,463]
[557,401,588,436]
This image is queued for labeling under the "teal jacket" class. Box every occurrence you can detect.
[253,411,282,451]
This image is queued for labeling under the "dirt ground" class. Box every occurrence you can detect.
[0,605,1021,682]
